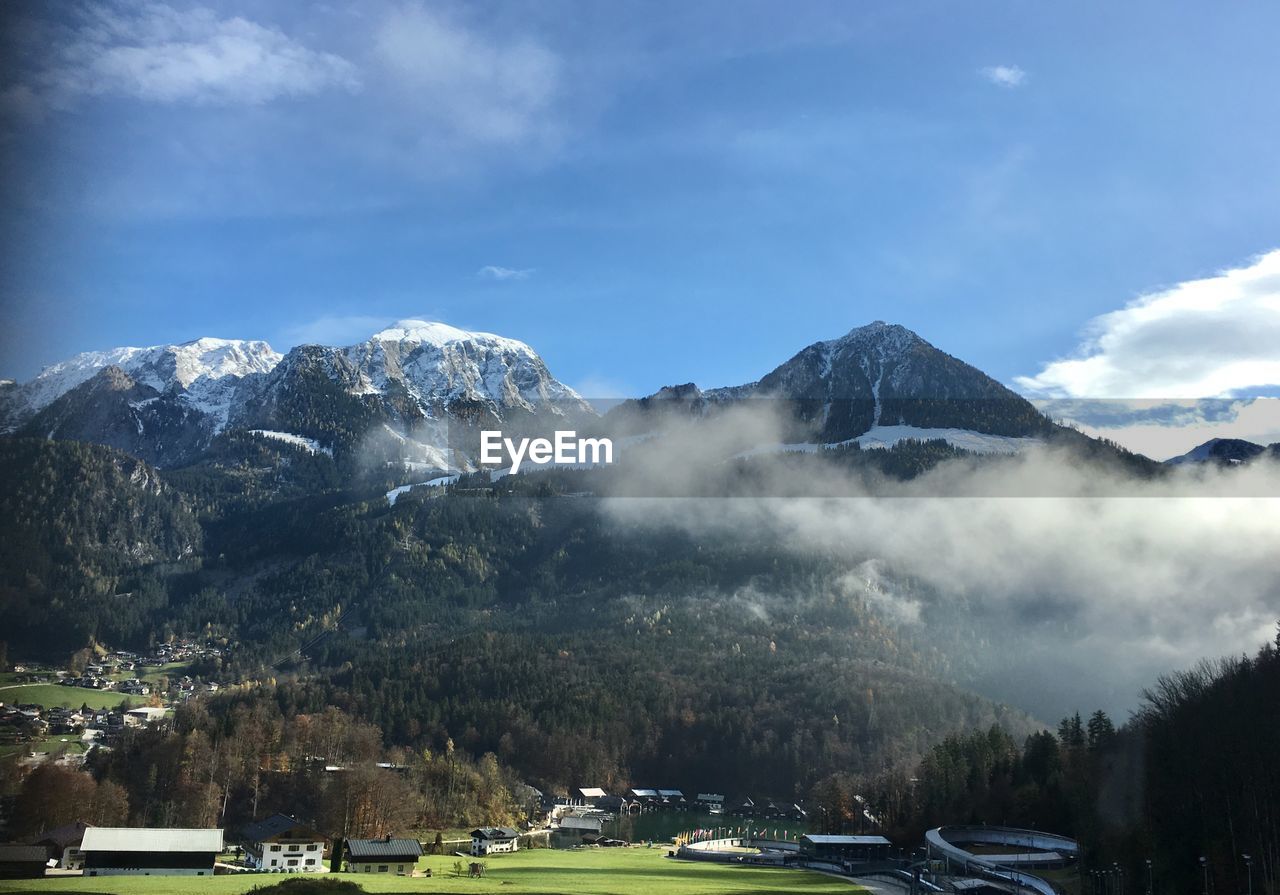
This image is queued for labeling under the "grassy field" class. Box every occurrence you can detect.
[0,846,865,895]
[0,684,138,711]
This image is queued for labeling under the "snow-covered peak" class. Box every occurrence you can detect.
[343,317,587,416]
[825,320,924,354]
[166,338,282,387]
[20,338,281,414]
[367,319,532,353]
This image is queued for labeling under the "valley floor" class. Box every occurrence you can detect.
[0,847,867,895]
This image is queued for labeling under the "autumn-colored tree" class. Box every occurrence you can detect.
[10,764,96,837]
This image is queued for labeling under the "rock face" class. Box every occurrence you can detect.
[617,322,1054,446]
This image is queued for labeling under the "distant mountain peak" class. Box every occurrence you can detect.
[1165,437,1267,466]
[825,320,924,351]
[367,319,530,352]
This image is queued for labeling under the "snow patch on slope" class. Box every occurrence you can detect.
[249,430,333,456]
[386,475,459,506]
[853,425,1039,454]
[732,426,1039,459]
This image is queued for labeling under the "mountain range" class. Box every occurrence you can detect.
[1,318,1269,798]
[1,319,1081,476]
[1,321,591,470]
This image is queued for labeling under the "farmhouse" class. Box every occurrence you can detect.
[344,837,422,874]
[81,827,223,877]
[470,827,520,856]
[0,845,48,880]
[800,834,892,864]
[29,820,90,870]
[124,707,167,727]
[557,815,604,835]
[241,814,326,872]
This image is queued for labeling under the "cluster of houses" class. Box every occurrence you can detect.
[0,702,171,768]
[2,641,230,762]
[555,787,807,821]
[15,642,224,700]
[0,815,538,879]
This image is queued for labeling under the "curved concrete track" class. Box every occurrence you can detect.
[925,826,1079,895]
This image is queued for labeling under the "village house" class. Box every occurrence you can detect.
[123,707,167,728]
[696,793,725,813]
[343,837,422,874]
[241,814,326,872]
[572,786,607,807]
[81,827,223,877]
[594,794,635,814]
[658,788,686,807]
[469,827,520,856]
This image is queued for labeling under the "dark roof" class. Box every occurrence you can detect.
[345,838,422,859]
[471,827,520,840]
[802,834,892,846]
[242,814,322,844]
[0,845,51,863]
[30,821,90,850]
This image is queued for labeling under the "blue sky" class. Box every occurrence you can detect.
[3,0,1280,413]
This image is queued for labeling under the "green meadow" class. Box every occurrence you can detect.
[0,847,864,895]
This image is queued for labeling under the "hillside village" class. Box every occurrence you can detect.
[0,641,227,769]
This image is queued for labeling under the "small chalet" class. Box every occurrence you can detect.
[81,827,223,877]
[241,814,326,872]
[0,845,48,880]
[470,827,520,856]
[344,837,422,874]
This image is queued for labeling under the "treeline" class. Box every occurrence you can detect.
[825,629,1280,895]
[0,439,203,653]
[3,699,527,840]
[0,437,1036,802]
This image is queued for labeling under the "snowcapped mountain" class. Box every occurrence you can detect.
[2,321,590,471]
[344,319,591,418]
[615,321,1054,453]
[5,337,282,433]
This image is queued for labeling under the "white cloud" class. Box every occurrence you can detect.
[602,415,1280,718]
[36,3,359,106]
[981,64,1026,88]
[477,265,534,281]
[283,314,390,348]
[374,4,561,146]
[1038,397,1280,461]
[1018,249,1280,399]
